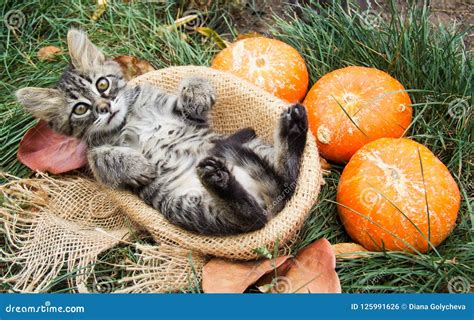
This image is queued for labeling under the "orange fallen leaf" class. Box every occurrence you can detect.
[17,120,87,174]
[37,46,61,61]
[114,56,155,80]
[284,238,341,293]
[202,256,291,293]
[332,242,369,259]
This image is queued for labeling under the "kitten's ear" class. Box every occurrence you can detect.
[67,29,105,72]
[16,87,64,121]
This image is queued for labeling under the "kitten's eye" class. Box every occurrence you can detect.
[96,77,109,92]
[73,103,90,116]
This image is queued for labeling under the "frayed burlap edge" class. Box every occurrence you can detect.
[0,66,322,292]
[0,174,133,292]
[117,244,207,293]
[0,174,207,293]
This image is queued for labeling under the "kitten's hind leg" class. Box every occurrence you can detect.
[275,103,308,185]
[176,77,216,124]
[223,127,256,144]
[197,156,268,233]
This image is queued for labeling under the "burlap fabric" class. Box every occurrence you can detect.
[109,66,323,260]
[0,176,133,292]
[0,66,322,292]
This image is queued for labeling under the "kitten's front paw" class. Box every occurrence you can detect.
[197,157,230,189]
[126,155,157,188]
[281,103,308,140]
[89,147,156,188]
[178,77,216,119]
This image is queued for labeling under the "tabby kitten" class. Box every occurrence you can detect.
[16,29,308,236]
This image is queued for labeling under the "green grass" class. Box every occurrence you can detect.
[1,0,472,293]
[275,1,473,293]
[1,0,230,176]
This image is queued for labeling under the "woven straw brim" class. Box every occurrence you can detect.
[106,66,322,260]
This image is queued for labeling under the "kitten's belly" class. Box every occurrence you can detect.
[120,114,219,209]
[119,113,265,209]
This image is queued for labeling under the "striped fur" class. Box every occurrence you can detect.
[16,29,308,235]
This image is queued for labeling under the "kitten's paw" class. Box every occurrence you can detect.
[197,157,230,189]
[126,155,157,188]
[280,103,308,140]
[178,77,216,119]
[89,146,156,189]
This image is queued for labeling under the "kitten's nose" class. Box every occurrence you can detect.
[96,101,110,114]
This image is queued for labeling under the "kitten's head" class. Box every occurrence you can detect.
[16,29,131,139]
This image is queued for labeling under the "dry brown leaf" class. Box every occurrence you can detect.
[255,257,295,293]
[114,55,155,80]
[202,256,291,293]
[135,59,155,74]
[17,120,87,174]
[37,46,61,61]
[243,239,342,294]
[332,242,369,259]
[319,157,331,171]
[283,238,341,293]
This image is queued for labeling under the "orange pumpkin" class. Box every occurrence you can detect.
[304,66,412,163]
[337,138,460,253]
[211,37,308,102]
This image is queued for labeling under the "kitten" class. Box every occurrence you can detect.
[16,29,308,236]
